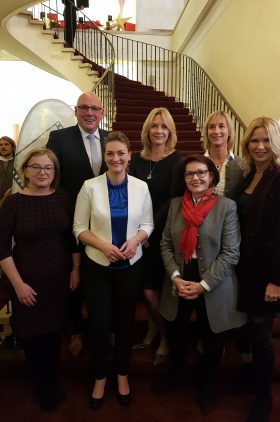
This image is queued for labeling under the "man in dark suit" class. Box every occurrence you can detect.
[47,91,108,356]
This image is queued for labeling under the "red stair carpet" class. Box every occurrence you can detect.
[112,74,203,156]
[87,59,203,155]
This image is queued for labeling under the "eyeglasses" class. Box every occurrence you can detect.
[76,105,103,113]
[25,165,55,174]
[184,170,209,179]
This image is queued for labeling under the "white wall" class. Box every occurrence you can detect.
[0,61,81,138]
[136,0,184,31]
[175,0,280,125]
[43,0,136,24]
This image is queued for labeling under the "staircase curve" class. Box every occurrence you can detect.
[2,1,245,155]
[3,2,203,155]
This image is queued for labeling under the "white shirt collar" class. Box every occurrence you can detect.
[204,150,235,159]
[78,125,100,140]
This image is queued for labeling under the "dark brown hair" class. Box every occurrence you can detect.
[171,154,220,197]
[0,136,16,156]
[104,131,131,151]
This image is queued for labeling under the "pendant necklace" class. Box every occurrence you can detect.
[212,156,228,171]
[147,160,159,180]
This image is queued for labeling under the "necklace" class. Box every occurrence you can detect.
[209,152,228,171]
[147,160,159,179]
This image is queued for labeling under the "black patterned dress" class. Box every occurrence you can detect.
[0,190,77,338]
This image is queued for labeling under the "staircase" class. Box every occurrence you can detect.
[3,2,244,155]
[5,5,202,155]
[112,75,202,154]
[6,11,101,92]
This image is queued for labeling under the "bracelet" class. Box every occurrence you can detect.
[73,264,80,268]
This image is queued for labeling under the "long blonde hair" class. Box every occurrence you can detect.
[241,117,280,176]
[140,107,177,158]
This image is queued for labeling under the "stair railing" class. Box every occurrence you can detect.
[99,34,246,154]
[31,0,115,132]
[31,2,245,153]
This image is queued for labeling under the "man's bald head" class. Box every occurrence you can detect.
[75,92,104,133]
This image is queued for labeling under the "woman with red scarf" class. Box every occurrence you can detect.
[159,155,246,414]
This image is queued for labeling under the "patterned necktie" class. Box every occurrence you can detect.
[87,133,100,176]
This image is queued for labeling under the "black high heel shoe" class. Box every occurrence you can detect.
[116,391,131,406]
[89,378,106,410]
[89,395,104,410]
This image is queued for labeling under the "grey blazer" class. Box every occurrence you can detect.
[159,195,247,333]
[224,155,244,199]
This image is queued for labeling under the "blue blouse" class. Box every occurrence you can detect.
[107,175,130,269]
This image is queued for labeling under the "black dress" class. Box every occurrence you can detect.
[0,190,77,338]
[130,151,182,290]
[236,164,280,314]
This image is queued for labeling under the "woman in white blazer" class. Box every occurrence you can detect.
[74,131,153,410]
[158,155,246,414]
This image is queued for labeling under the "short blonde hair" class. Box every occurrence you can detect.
[20,148,60,188]
[140,107,177,158]
[241,117,280,176]
[202,111,235,152]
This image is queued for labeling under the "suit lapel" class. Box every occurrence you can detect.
[99,129,108,174]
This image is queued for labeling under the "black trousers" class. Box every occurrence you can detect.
[64,1,77,47]
[68,283,84,335]
[165,260,224,386]
[20,331,62,399]
[82,255,142,379]
[68,247,86,336]
[249,314,275,399]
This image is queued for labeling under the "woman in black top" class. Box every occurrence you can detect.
[130,107,182,364]
[236,117,280,422]
[0,148,80,411]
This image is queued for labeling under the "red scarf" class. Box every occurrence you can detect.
[179,188,218,262]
